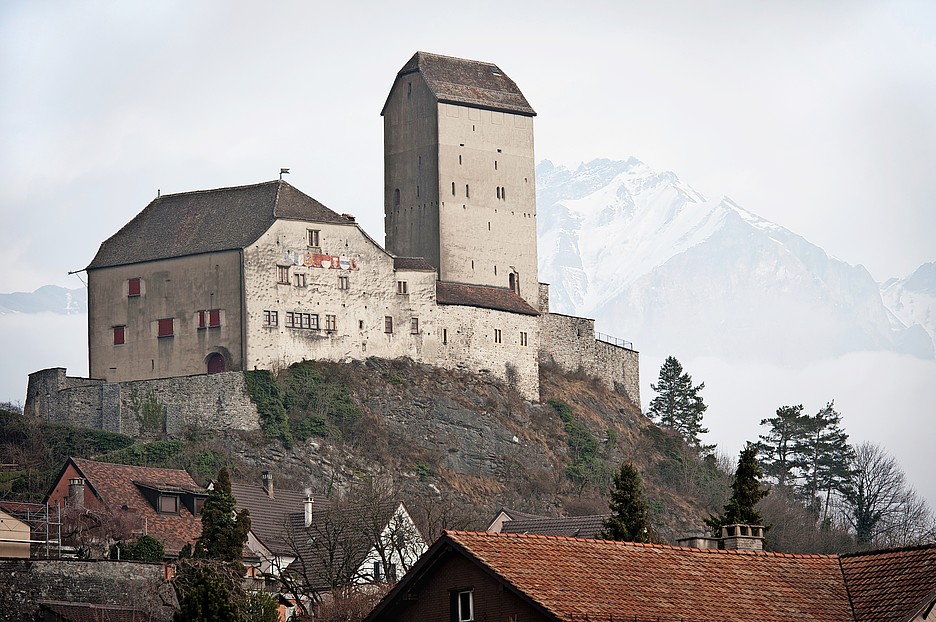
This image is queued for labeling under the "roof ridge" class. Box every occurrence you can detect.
[839,542,936,558]
[152,179,282,201]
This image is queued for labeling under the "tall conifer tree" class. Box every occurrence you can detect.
[648,356,710,450]
[602,462,651,543]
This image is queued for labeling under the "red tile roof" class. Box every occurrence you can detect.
[840,544,936,621]
[436,281,539,316]
[423,531,854,621]
[64,458,204,556]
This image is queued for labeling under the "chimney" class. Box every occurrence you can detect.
[719,524,765,551]
[261,471,273,498]
[304,493,314,527]
[68,478,85,509]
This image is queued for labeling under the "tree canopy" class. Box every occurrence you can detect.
[706,445,768,535]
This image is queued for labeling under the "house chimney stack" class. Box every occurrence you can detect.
[68,478,85,509]
[262,471,273,498]
[304,493,314,527]
[719,524,765,551]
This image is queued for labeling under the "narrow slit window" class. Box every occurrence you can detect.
[394,188,400,206]
[410,317,419,334]
[465,184,470,199]
[452,182,455,195]
[384,316,393,334]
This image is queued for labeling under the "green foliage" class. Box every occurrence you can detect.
[244,370,292,447]
[706,445,768,535]
[243,591,281,622]
[244,362,362,447]
[111,534,165,563]
[173,565,244,622]
[602,462,651,542]
[131,389,166,435]
[548,399,610,488]
[196,467,251,562]
[648,356,710,450]
[98,440,184,466]
[415,461,434,481]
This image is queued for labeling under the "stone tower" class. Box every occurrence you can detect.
[381,52,539,309]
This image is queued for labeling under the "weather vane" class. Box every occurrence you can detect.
[279,168,290,180]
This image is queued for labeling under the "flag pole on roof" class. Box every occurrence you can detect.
[279,168,290,180]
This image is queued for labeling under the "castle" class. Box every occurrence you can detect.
[26,52,639,433]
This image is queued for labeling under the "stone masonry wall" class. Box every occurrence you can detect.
[0,558,176,621]
[538,312,641,408]
[25,368,259,436]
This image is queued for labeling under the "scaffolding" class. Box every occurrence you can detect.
[0,501,62,558]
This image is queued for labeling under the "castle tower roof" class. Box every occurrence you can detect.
[381,51,536,117]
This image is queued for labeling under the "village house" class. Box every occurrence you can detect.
[25,51,640,432]
[44,457,206,558]
[365,530,936,622]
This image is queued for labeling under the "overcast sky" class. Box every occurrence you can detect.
[1,0,934,294]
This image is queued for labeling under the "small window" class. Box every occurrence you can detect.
[197,310,206,329]
[388,563,397,581]
[339,275,350,290]
[209,309,220,327]
[308,229,320,247]
[397,281,408,295]
[263,310,278,326]
[277,265,290,284]
[373,561,382,581]
[113,326,125,345]
[325,314,337,332]
[310,314,320,330]
[520,331,528,347]
[502,187,506,200]
[384,316,393,334]
[442,329,448,345]
[158,318,174,338]
[451,182,455,195]
[159,494,179,514]
[128,278,141,297]
[194,497,205,515]
[494,329,502,344]
[494,160,498,170]
[410,317,419,334]
[394,188,401,207]
[285,312,295,328]
[294,273,306,288]
[465,184,470,199]
[496,187,501,200]
[458,591,474,622]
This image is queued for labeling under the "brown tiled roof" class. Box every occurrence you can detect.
[393,256,436,272]
[382,51,536,117]
[436,281,539,316]
[501,514,607,539]
[840,544,936,621]
[230,481,329,556]
[37,600,154,622]
[87,180,350,269]
[425,531,851,621]
[67,457,203,556]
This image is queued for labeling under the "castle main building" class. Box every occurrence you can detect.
[27,52,638,431]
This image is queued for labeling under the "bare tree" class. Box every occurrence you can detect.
[843,442,936,548]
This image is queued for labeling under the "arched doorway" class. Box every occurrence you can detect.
[207,353,226,374]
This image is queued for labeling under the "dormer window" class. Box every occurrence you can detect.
[159,494,179,514]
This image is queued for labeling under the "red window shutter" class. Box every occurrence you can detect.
[113,326,125,345]
[197,311,206,329]
[128,278,141,296]
[158,318,173,337]
[209,309,220,327]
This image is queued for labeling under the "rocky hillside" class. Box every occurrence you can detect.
[191,359,726,542]
[1,359,729,543]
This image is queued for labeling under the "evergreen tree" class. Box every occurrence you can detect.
[648,356,710,449]
[173,566,242,622]
[706,445,768,534]
[755,404,809,488]
[601,462,651,543]
[196,467,251,561]
[795,401,854,523]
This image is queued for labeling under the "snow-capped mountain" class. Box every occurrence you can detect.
[536,158,935,363]
[0,285,87,315]
[880,262,936,358]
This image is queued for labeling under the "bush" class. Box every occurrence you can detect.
[111,534,165,563]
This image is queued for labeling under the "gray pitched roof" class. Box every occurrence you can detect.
[88,180,350,270]
[230,481,329,556]
[393,256,436,272]
[381,51,536,117]
[500,514,608,539]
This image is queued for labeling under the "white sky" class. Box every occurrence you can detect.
[1,0,935,293]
